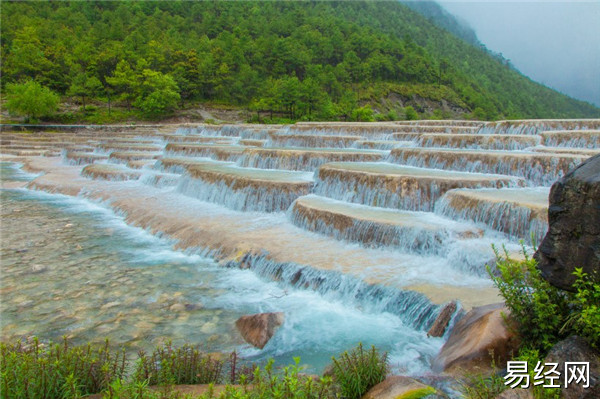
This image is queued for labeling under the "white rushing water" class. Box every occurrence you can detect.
[1,161,446,374]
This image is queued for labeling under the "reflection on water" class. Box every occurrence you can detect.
[0,162,441,374]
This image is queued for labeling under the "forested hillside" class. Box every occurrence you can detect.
[1,1,598,122]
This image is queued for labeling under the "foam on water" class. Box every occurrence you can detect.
[0,185,445,375]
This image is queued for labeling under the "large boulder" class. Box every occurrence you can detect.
[535,154,600,291]
[432,303,520,374]
[544,336,600,399]
[361,376,436,399]
[235,312,284,349]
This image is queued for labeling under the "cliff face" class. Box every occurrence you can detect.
[535,154,600,290]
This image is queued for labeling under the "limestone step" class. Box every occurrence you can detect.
[127,159,156,169]
[477,119,600,135]
[239,139,266,147]
[237,147,386,171]
[417,133,542,150]
[435,187,549,243]
[389,147,586,186]
[540,130,600,148]
[82,164,141,181]
[108,151,162,163]
[315,162,524,211]
[155,157,232,174]
[64,151,109,165]
[267,132,363,148]
[352,140,414,150]
[289,194,483,254]
[165,143,246,161]
[98,143,163,152]
[393,126,480,134]
[286,123,399,135]
[177,163,314,212]
[161,134,234,144]
[529,146,600,157]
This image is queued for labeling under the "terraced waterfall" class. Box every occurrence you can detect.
[2,119,599,377]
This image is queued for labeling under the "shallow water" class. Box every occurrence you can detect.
[0,162,442,375]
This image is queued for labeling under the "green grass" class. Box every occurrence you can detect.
[1,339,395,399]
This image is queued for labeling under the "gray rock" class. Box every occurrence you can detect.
[535,154,600,291]
[544,336,600,399]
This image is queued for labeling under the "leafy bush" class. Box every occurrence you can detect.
[0,337,126,399]
[568,268,600,348]
[404,106,418,120]
[133,341,224,386]
[515,348,560,399]
[351,106,375,122]
[488,246,600,352]
[5,80,60,122]
[331,343,388,399]
[488,246,572,352]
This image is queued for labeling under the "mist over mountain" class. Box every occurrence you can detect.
[438,0,600,107]
[401,1,480,47]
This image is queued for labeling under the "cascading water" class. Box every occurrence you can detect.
[388,148,584,186]
[2,119,596,389]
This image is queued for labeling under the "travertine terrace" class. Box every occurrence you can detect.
[2,119,598,342]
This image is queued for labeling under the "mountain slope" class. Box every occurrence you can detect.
[1,1,598,121]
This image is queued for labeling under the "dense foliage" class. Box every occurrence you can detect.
[0,337,126,399]
[3,339,402,399]
[1,1,598,122]
[488,247,600,352]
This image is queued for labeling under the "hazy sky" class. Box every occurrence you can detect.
[437,1,600,106]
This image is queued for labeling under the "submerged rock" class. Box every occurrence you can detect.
[235,312,284,349]
[427,301,458,338]
[535,154,600,291]
[432,303,519,374]
[362,376,436,399]
[544,336,600,399]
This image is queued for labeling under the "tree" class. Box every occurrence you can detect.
[68,72,103,111]
[106,60,139,111]
[134,69,180,117]
[5,80,60,122]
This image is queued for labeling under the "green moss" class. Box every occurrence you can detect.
[397,386,437,399]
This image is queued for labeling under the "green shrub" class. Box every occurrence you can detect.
[488,246,600,352]
[0,337,126,399]
[331,343,388,399]
[133,342,224,386]
[351,106,375,122]
[515,348,560,399]
[568,268,600,348]
[460,371,506,399]
[4,80,60,122]
[487,246,572,352]
[404,106,418,121]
